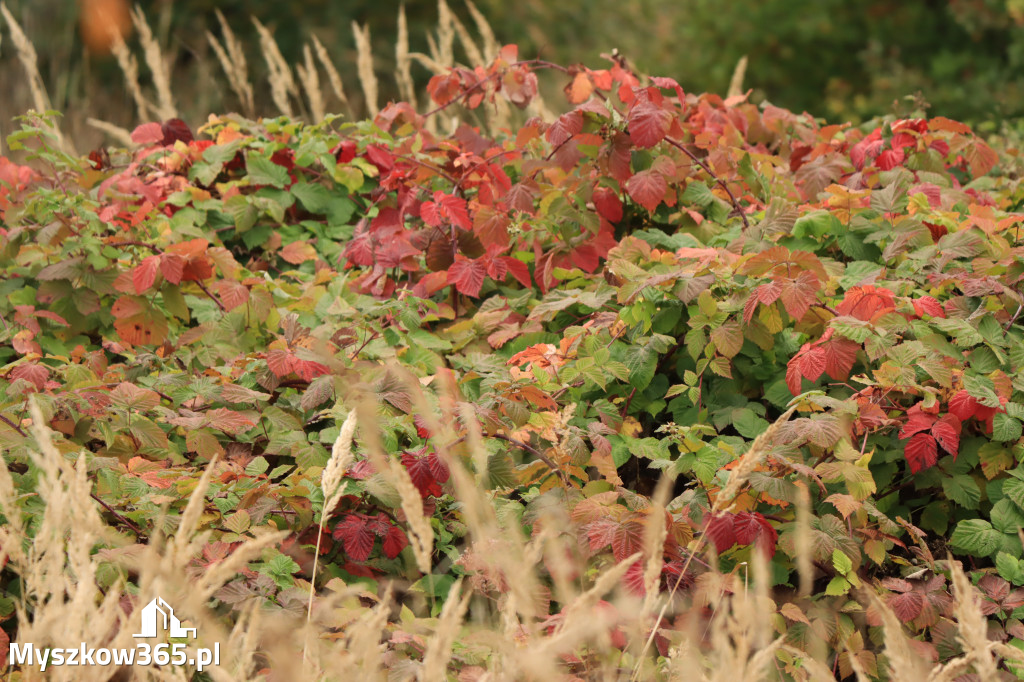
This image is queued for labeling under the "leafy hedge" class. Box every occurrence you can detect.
[2,45,1024,679]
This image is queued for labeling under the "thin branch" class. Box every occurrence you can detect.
[90,493,146,538]
[195,280,227,312]
[487,432,568,484]
[663,137,750,229]
[0,413,26,437]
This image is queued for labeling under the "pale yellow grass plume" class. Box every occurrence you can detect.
[297,43,325,122]
[130,5,176,120]
[0,3,51,115]
[207,9,255,117]
[108,25,151,121]
[253,17,299,118]
[86,117,134,146]
[311,33,353,117]
[465,0,500,59]
[306,409,356,622]
[351,21,379,117]
[395,5,418,109]
[420,578,471,680]
[713,406,795,513]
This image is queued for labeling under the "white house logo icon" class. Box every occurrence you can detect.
[132,598,197,639]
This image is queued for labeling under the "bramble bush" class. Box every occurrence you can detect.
[2,42,1024,680]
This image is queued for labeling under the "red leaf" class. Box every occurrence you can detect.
[798,346,827,384]
[899,405,937,439]
[448,256,487,297]
[625,168,668,212]
[133,255,160,293]
[401,449,445,497]
[932,413,961,456]
[905,433,938,473]
[889,591,925,623]
[382,525,408,559]
[627,96,671,148]
[948,390,979,422]
[731,512,779,558]
[333,139,357,164]
[743,280,782,322]
[703,513,736,554]
[292,357,329,382]
[332,514,376,562]
[912,296,945,319]
[546,111,583,146]
[611,519,645,562]
[593,186,623,223]
[421,191,472,231]
[130,122,164,145]
[779,271,820,321]
[821,331,860,381]
[837,285,895,321]
[206,408,255,435]
[161,118,193,146]
[160,253,185,285]
[266,349,296,378]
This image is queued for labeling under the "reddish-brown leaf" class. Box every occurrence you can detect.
[448,256,488,297]
[905,432,938,473]
[889,591,925,623]
[779,271,820,321]
[931,413,961,456]
[593,186,623,223]
[132,255,160,293]
[703,514,736,554]
[627,98,671,148]
[837,285,895,321]
[333,514,376,562]
[625,168,668,212]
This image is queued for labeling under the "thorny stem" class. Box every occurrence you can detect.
[195,279,227,312]
[90,493,146,538]
[663,137,750,229]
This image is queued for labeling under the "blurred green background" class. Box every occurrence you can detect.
[2,0,1024,148]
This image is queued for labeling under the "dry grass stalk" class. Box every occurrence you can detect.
[297,44,325,122]
[448,5,484,68]
[86,117,134,146]
[395,5,418,109]
[305,409,357,627]
[207,10,255,117]
[465,0,500,59]
[108,27,152,121]
[130,5,176,120]
[351,21,379,117]
[937,558,999,680]
[727,55,748,98]
[253,17,298,118]
[420,578,471,680]
[713,406,795,513]
[0,3,51,115]
[310,34,352,116]
[794,482,814,597]
[641,474,671,616]
[868,591,931,679]
[409,51,447,75]
[434,0,456,68]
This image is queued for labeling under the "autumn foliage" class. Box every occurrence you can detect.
[2,43,1024,679]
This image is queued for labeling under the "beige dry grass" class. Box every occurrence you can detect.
[4,380,1024,681]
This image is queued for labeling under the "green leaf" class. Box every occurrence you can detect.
[993,413,1023,442]
[1005,477,1024,511]
[825,575,850,596]
[996,551,1024,585]
[624,343,658,389]
[991,498,1024,534]
[246,152,290,188]
[733,408,769,439]
[950,518,1003,557]
[942,474,982,509]
[832,549,853,576]
[291,182,334,213]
